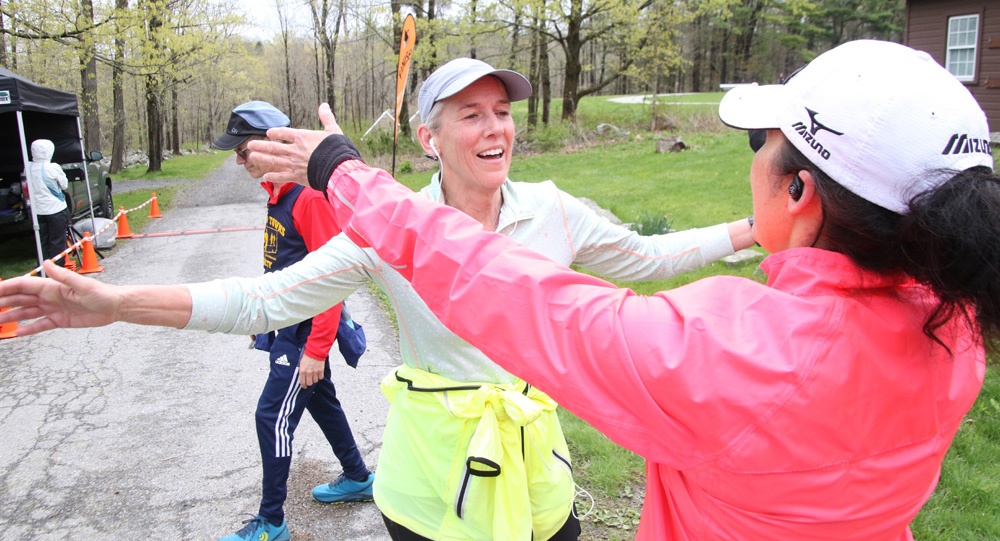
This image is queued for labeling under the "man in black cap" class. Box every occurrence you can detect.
[212,101,374,541]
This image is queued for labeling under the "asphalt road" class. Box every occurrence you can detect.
[0,156,397,540]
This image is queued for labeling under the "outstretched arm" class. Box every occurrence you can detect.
[0,261,192,336]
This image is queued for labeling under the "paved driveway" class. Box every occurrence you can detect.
[0,156,397,540]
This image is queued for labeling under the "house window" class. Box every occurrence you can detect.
[946,14,979,82]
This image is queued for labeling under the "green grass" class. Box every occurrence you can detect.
[911,363,1000,539]
[113,186,181,237]
[0,234,42,278]
[113,150,229,181]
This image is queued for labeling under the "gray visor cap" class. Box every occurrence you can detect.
[418,58,532,124]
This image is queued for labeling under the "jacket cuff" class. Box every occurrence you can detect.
[307,134,363,193]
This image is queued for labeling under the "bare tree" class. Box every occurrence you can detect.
[308,0,347,116]
[276,0,297,123]
[77,0,101,151]
[110,0,129,173]
[144,4,165,172]
[0,10,9,68]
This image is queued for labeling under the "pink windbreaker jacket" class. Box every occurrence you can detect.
[326,159,985,540]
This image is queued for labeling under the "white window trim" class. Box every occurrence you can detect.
[945,14,979,83]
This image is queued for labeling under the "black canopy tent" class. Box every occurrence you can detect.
[0,67,95,273]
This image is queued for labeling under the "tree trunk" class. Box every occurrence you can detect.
[171,84,180,154]
[508,7,521,69]
[720,29,729,85]
[527,11,540,128]
[7,13,16,71]
[310,0,346,116]
[146,75,163,172]
[541,41,551,125]
[0,11,8,68]
[468,0,478,59]
[424,0,438,76]
[691,15,703,92]
[277,0,295,123]
[560,0,583,120]
[561,58,580,120]
[734,0,763,82]
[314,37,322,113]
[145,12,162,172]
[78,0,101,152]
[110,0,128,172]
[324,38,337,114]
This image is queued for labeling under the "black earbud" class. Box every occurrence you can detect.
[789,173,804,201]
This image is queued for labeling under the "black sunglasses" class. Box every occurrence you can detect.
[746,64,808,153]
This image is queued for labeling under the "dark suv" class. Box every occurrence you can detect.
[0,150,113,234]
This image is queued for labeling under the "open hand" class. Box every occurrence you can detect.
[249,103,344,186]
[0,261,122,336]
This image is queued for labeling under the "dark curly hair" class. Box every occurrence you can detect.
[774,141,1000,353]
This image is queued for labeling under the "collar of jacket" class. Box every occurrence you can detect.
[761,247,914,297]
[261,180,297,205]
[423,172,534,233]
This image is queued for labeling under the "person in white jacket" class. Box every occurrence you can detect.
[26,139,69,267]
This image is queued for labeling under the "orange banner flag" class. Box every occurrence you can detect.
[394,14,416,142]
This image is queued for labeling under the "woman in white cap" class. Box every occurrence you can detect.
[0,58,753,540]
[251,40,998,539]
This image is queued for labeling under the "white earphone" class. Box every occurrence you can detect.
[429,138,441,160]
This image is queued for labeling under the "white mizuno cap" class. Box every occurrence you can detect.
[719,39,993,214]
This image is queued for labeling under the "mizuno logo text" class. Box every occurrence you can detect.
[791,108,843,161]
[941,134,992,156]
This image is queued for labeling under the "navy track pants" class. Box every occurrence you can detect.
[255,329,368,522]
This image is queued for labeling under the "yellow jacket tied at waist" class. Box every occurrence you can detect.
[376,365,576,540]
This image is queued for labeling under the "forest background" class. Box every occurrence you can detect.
[0,0,904,172]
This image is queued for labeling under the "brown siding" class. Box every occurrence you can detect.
[906,0,1000,131]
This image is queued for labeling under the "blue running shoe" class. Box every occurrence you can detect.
[312,471,374,503]
[218,514,290,541]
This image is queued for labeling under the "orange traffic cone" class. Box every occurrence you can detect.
[116,206,134,239]
[78,232,104,274]
[148,193,162,218]
[0,279,19,339]
[63,238,78,271]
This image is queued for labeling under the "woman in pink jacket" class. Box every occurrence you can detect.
[253,40,998,539]
[4,40,999,539]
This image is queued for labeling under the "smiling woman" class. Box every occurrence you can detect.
[418,76,514,229]
[276,56,756,541]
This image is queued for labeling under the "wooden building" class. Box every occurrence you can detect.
[905,0,999,134]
